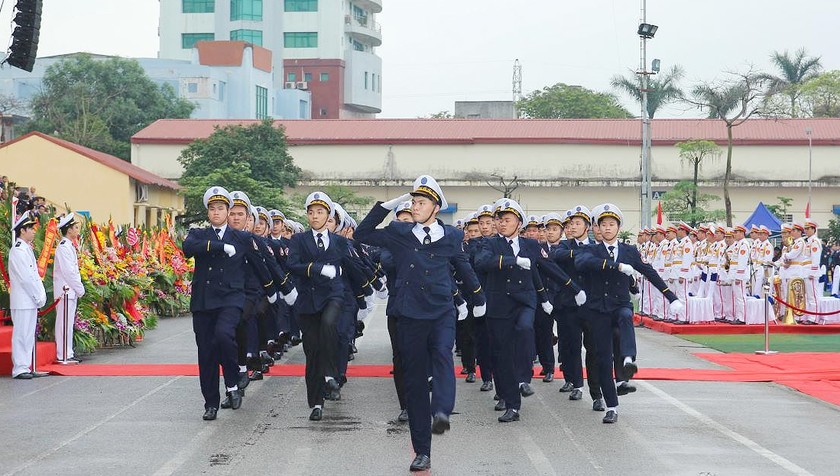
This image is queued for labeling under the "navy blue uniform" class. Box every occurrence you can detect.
[183,226,272,410]
[355,203,484,458]
[575,242,676,408]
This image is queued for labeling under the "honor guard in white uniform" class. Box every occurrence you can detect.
[9,211,48,379]
[783,223,807,322]
[804,220,823,321]
[751,225,774,299]
[54,213,85,364]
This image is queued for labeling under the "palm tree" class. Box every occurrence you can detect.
[758,48,822,117]
[610,65,685,118]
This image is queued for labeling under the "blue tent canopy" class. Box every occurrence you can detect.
[742,201,782,233]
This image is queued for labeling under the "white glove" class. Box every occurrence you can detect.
[516,257,531,270]
[473,303,486,317]
[357,307,371,321]
[375,286,389,300]
[320,265,337,279]
[36,296,47,308]
[574,290,587,306]
[457,302,468,321]
[541,301,554,314]
[381,193,413,210]
[266,293,277,304]
[669,299,685,316]
[223,244,236,257]
[365,293,375,307]
[617,263,634,276]
[283,288,298,306]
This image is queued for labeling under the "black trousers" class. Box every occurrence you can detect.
[193,307,241,410]
[473,317,494,383]
[387,313,407,410]
[456,312,477,372]
[534,306,556,372]
[298,300,342,408]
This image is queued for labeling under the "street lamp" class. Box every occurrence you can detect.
[637,0,658,228]
[637,23,658,38]
[806,127,813,205]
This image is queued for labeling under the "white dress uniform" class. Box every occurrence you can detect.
[804,221,823,321]
[9,212,47,378]
[53,213,85,362]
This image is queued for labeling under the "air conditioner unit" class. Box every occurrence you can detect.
[296,81,309,90]
[284,81,296,89]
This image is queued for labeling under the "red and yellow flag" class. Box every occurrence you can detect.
[38,219,59,278]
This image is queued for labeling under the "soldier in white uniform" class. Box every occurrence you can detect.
[9,211,48,379]
[804,220,823,322]
[53,213,86,364]
[783,223,808,323]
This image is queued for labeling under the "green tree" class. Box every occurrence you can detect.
[660,181,726,226]
[26,54,195,159]
[610,65,685,118]
[799,70,840,117]
[691,71,765,226]
[675,139,721,223]
[825,216,840,246]
[766,196,794,221]
[424,111,454,119]
[517,83,633,119]
[758,48,822,117]
[178,120,301,224]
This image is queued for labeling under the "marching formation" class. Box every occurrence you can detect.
[635,220,827,324]
[183,176,685,473]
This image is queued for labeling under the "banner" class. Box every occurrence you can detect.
[37,218,59,278]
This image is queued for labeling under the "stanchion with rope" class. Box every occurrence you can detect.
[770,293,840,319]
[30,297,62,377]
[57,286,78,365]
[755,284,777,355]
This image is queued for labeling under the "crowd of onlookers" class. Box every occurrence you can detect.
[0,176,52,219]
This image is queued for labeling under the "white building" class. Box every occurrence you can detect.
[158,0,382,118]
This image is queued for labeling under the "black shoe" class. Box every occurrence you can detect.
[226,389,242,410]
[272,351,284,361]
[480,381,494,392]
[238,371,250,390]
[261,351,274,367]
[220,395,232,409]
[498,409,520,423]
[249,370,263,381]
[261,363,270,373]
[623,360,638,379]
[409,454,431,472]
[266,340,281,355]
[431,413,450,435]
[616,382,637,396]
[326,377,340,392]
[539,368,547,376]
[398,409,409,422]
[494,399,506,411]
[202,407,218,421]
[559,381,574,393]
[602,410,618,424]
[569,388,583,401]
[543,372,554,383]
[12,372,33,380]
[519,383,535,397]
[460,368,469,375]
[465,372,476,383]
[31,371,48,378]
[290,335,302,346]
[347,352,355,362]
[493,393,500,401]
[592,398,606,412]
[350,343,358,354]
[309,407,322,421]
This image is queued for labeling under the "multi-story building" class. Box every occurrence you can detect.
[159,0,382,119]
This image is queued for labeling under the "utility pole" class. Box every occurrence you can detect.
[513,59,522,118]
[638,0,653,228]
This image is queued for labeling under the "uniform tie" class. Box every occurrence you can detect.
[316,232,325,251]
[608,245,616,262]
[423,226,431,245]
[214,228,221,239]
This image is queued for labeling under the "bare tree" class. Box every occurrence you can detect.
[486,174,519,198]
[0,94,24,115]
[689,70,766,226]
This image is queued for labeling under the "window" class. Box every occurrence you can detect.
[304,72,312,82]
[219,81,226,100]
[284,0,317,12]
[319,108,328,116]
[230,0,262,21]
[187,82,198,93]
[230,29,263,46]
[287,72,296,82]
[320,72,329,82]
[256,86,268,119]
[364,71,368,90]
[352,39,364,52]
[284,32,318,48]
[299,100,309,118]
[372,73,376,92]
[182,33,214,49]
[183,0,214,13]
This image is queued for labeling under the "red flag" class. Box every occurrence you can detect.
[656,202,663,225]
[127,227,139,248]
[805,200,811,219]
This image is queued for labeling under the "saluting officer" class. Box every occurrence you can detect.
[355,175,485,473]
[9,211,47,379]
[54,213,85,364]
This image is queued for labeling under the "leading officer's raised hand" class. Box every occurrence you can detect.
[516,257,531,270]
[223,244,236,257]
[381,193,413,210]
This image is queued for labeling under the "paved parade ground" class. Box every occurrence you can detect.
[2,303,839,476]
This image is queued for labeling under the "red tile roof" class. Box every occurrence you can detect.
[131,118,840,147]
[2,132,181,190]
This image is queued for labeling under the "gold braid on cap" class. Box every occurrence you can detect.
[207,194,228,206]
[232,198,249,208]
[412,185,441,205]
[598,211,621,224]
[307,199,330,210]
[497,206,523,222]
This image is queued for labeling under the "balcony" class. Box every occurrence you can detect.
[354,0,382,14]
[345,14,382,47]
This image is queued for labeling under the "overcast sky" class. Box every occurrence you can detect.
[5,0,839,119]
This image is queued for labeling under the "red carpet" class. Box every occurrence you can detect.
[0,327,57,374]
[635,314,840,335]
